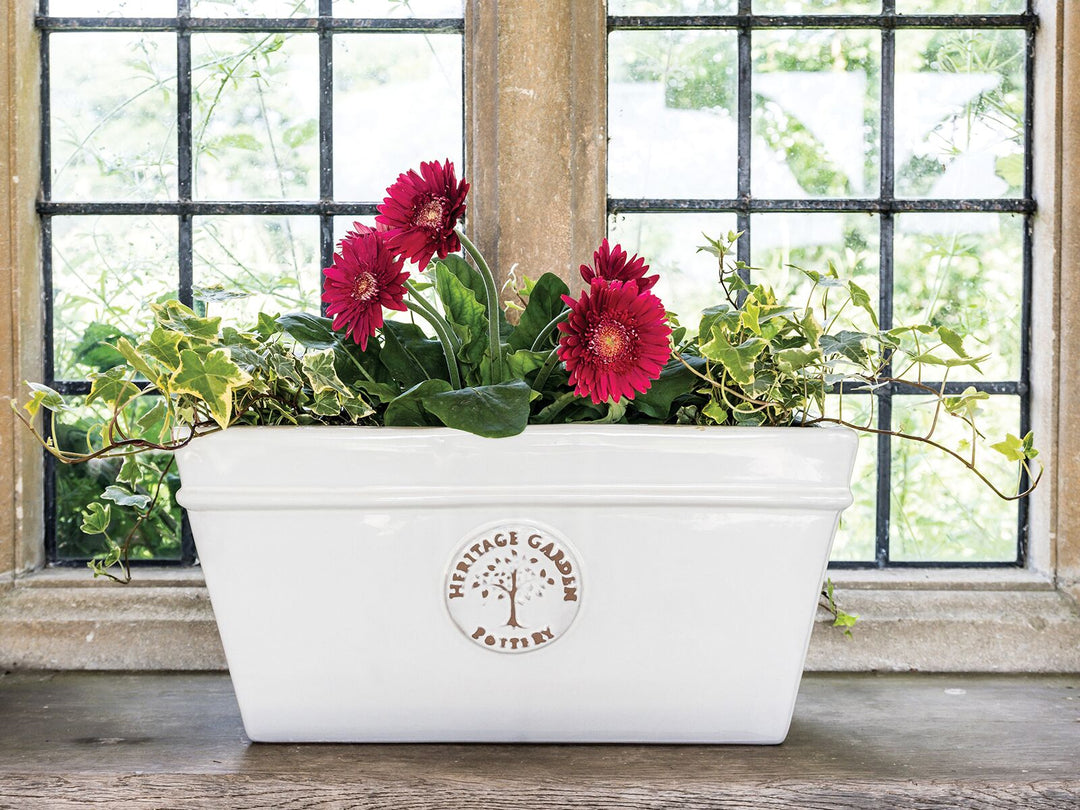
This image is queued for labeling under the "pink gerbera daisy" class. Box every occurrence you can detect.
[579,239,659,292]
[375,159,469,270]
[556,279,672,405]
[322,224,409,350]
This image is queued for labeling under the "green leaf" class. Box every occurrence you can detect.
[995,153,1023,189]
[282,118,317,149]
[71,322,130,372]
[943,386,989,421]
[22,382,73,418]
[169,347,252,428]
[380,321,448,387]
[848,281,878,329]
[422,380,532,438]
[508,273,570,351]
[990,433,1029,462]
[505,349,551,381]
[700,329,766,385]
[80,502,111,536]
[937,325,968,358]
[800,311,824,349]
[86,367,142,409]
[342,396,374,423]
[277,312,339,350]
[439,254,513,341]
[384,379,453,426]
[193,285,250,304]
[115,337,164,385]
[702,399,728,424]
[151,300,221,341]
[101,484,152,510]
[775,347,822,373]
[308,389,343,417]
[435,261,488,366]
[820,331,870,365]
[116,456,143,486]
[140,326,185,371]
[214,132,261,151]
[631,356,704,419]
[301,348,351,397]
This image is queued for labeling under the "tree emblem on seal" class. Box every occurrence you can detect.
[471,547,557,628]
[445,522,583,654]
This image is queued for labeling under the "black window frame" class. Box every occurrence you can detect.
[35,0,465,566]
[607,0,1037,569]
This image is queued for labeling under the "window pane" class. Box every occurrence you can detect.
[893,213,1022,381]
[193,216,320,326]
[827,395,877,563]
[752,29,880,198]
[50,33,177,202]
[608,212,738,323]
[890,395,1020,562]
[333,33,463,201]
[896,29,1025,199]
[753,0,881,12]
[55,400,181,562]
[608,0,736,13]
[52,216,178,381]
[898,0,1024,13]
[750,212,880,316]
[609,30,738,199]
[192,0,317,15]
[336,0,464,16]
[48,0,175,15]
[192,33,319,200]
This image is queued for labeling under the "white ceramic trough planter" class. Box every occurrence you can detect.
[175,423,857,744]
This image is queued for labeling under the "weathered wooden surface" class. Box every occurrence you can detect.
[0,672,1078,808]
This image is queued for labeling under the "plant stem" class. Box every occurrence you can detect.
[530,308,570,352]
[405,280,461,351]
[455,228,503,382]
[531,347,562,393]
[404,301,462,389]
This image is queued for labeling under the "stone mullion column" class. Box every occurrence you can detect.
[1052,0,1080,604]
[465,0,607,291]
[0,2,43,582]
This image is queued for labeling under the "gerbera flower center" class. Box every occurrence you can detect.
[588,319,634,364]
[413,196,448,230]
[351,271,377,302]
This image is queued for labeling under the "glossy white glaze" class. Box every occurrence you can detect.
[176,424,858,743]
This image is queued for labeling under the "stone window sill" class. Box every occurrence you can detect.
[2,566,1078,671]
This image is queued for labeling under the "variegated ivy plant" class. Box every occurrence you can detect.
[10,164,1040,630]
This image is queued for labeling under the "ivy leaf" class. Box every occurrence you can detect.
[774,347,822,373]
[422,380,532,438]
[848,281,878,329]
[140,326,185,371]
[702,399,728,424]
[80,502,111,536]
[86,367,142,409]
[943,386,989,421]
[22,382,73,419]
[800,310,824,349]
[301,348,351,397]
[700,329,765,385]
[193,284,250,304]
[116,456,143,486]
[102,484,152,510]
[342,396,374,423]
[508,272,570,351]
[115,337,164,385]
[820,331,870,365]
[308,389,343,417]
[991,432,1034,462]
[169,348,252,428]
[151,300,221,341]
